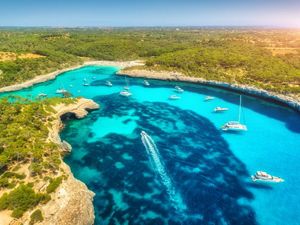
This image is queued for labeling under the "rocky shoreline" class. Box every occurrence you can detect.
[0,60,143,93]
[42,98,99,225]
[117,69,300,113]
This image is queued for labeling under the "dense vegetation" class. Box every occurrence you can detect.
[0,28,299,95]
[0,184,50,218]
[30,209,44,225]
[0,97,76,218]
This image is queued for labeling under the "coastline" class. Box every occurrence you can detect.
[1,58,298,112]
[117,68,300,113]
[0,60,143,93]
[42,98,99,225]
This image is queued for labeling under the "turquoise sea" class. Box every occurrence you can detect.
[1,66,300,225]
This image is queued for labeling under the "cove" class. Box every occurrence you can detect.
[1,65,300,225]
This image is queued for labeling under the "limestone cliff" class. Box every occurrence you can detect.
[40,98,99,225]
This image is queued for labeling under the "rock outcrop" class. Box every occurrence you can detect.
[40,164,95,225]
[41,98,99,225]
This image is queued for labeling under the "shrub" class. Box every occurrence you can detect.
[46,176,63,194]
[29,209,44,225]
[0,184,50,218]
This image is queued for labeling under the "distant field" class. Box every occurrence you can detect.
[0,51,44,62]
[0,28,299,96]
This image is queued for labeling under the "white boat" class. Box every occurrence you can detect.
[204,96,214,101]
[222,95,247,132]
[124,77,130,90]
[83,83,90,86]
[56,89,68,94]
[251,171,284,183]
[169,95,181,100]
[38,93,47,97]
[105,81,113,87]
[120,90,132,97]
[214,107,229,112]
[174,86,184,93]
[143,80,150,86]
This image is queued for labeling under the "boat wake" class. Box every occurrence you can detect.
[140,131,186,214]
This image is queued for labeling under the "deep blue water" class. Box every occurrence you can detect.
[2,66,300,225]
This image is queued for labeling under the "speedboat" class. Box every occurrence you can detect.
[143,80,150,86]
[204,96,214,101]
[214,107,229,112]
[105,81,113,87]
[251,171,284,183]
[169,95,181,100]
[38,93,47,97]
[56,89,67,94]
[221,121,247,131]
[83,83,90,86]
[120,90,132,97]
[174,86,184,93]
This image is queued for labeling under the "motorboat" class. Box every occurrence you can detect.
[56,89,68,94]
[120,90,132,97]
[83,83,90,86]
[251,171,284,183]
[169,95,181,100]
[204,96,214,101]
[143,80,150,86]
[174,86,184,93]
[105,81,113,87]
[38,93,47,97]
[214,107,229,112]
[222,95,247,132]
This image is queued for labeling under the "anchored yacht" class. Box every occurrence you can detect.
[120,90,132,97]
[205,96,214,101]
[214,107,229,112]
[38,93,47,97]
[105,81,113,87]
[174,86,184,93]
[143,80,150,86]
[169,95,181,100]
[251,171,284,183]
[56,89,67,94]
[222,95,247,132]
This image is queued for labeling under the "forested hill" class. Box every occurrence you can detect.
[0,28,299,95]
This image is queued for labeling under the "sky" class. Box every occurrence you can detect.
[0,0,299,27]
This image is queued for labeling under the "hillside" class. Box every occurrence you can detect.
[0,28,299,96]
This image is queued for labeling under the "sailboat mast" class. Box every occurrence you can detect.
[238,95,242,122]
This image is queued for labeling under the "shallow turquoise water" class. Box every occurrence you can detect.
[2,66,300,225]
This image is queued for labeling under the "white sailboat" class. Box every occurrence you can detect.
[124,77,130,90]
[120,76,132,97]
[222,95,247,132]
